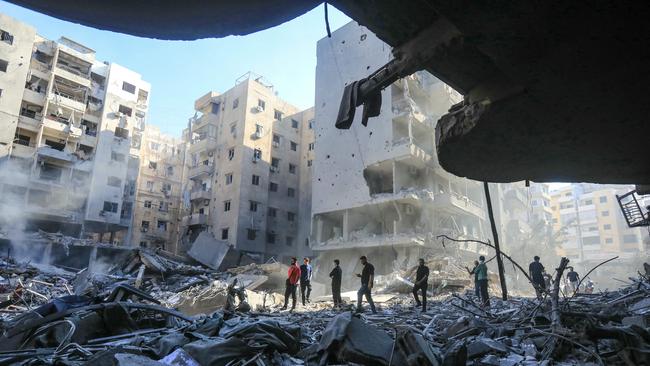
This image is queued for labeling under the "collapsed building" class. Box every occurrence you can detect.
[180,74,315,262]
[310,23,557,285]
[0,14,150,243]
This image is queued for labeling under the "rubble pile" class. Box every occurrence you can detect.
[0,244,648,365]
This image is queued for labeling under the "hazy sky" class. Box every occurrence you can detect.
[1,2,351,136]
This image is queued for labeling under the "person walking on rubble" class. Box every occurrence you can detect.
[281,257,301,311]
[412,258,429,312]
[300,257,313,306]
[356,256,377,314]
[476,255,490,308]
[465,260,480,299]
[528,256,546,300]
[329,259,343,307]
[566,267,580,294]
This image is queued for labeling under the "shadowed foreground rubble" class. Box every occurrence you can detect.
[0,234,648,365]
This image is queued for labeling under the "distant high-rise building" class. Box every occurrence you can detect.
[0,14,150,243]
[130,125,185,253]
[180,73,314,261]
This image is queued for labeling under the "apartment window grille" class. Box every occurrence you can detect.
[274,109,282,120]
[290,141,297,151]
[225,173,233,185]
[269,182,278,192]
[308,143,314,151]
[122,82,136,94]
[228,148,235,160]
[252,174,260,185]
[289,164,296,174]
[224,200,231,212]
[144,200,152,208]
[103,201,118,213]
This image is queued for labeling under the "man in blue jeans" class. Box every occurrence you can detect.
[356,256,377,313]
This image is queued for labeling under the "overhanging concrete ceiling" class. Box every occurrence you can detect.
[10,0,650,184]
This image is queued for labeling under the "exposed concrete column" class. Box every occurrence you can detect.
[342,210,349,241]
[315,217,323,244]
[88,245,97,273]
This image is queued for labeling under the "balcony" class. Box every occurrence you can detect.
[182,213,208,226]
[11,144,35,159]
[23,89,46,106]
[433,192,486,219]
[29,59,51,79]
[190,189,212,201]
[43,117,82,138]
[80,132,97,147]
[18,115,42,132]
[50,93,86,112]
[391,137,434,165]
[314,232,426,252]
[37,145,75,162]
[192,113,218,130]
[189,137,217,153]
[53,64,91,88]
[188,164,214,179]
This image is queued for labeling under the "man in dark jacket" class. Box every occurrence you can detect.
[412,258,429,312]
[299,257,312,306]
[356,256,376,313]
[329,259,342,307]
[528,256,546,300]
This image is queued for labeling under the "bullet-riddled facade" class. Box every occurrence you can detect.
[181,74,314,261]
[0,14,150,243]
[312,22,489,273]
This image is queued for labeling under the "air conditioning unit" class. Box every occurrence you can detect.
[141,227,148,233]
[272,141,280,148]
[253,106,264,113]
[270,166,279,173]
[404,205,415,215]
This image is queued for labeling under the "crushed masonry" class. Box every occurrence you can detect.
[0,232,648,365]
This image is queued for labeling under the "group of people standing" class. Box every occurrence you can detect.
[282,256,433,313]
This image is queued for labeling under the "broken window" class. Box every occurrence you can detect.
[45,139,65,151]
[268,207,277,217]
[271,158,279,168]
[250,201,259,212]
[162,183,172,193]
[252,174,260,185]
[118,105,132,117]
[253,148,262,161]
[225,173,233,185]
[0,59,8,73]
[307,160,312,167]
[221,228,229,240]
[308,143,314,151]
[258,99,266,110]
[290,141,297,151]
[230,123,237,136]
[287,212,296,222]
[157,220,168,231]
[107,176,121,187]
[224,200,231,212]
[211,102,220,114]
[308,119,314,129]
[228,147,235,160]
[269,182,278,192]
[272,134,280,147]
[166,166,174,176]
[285,236,294,246]
[289,164,296,174]
[103,201,118,213]
[255,124,264,137]
[274,109,283,121]
[291,119,299,129]
[232,98,239,109]
[122,81,136,94]
[159,201,169,212]
[266,232,276,244]
[287,187,295,197]
[81,120,98,136]
[144,200,152,208]
[141,221,149,231]
[247,229,256,240]
[115,127,129,139]
[1,30,13,45]
[39,163,62,182]
[15,134,30,146]
[149,161,157,170]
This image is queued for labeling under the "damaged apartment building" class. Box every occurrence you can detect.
[311,22,490,273]
[0,14,150,243]
[181,73,314,261]
[130,125,185,253]
[311,22,556,278]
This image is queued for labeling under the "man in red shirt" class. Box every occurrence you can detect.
[281,257,301,311]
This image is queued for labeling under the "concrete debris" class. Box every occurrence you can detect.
[0,237,648,365]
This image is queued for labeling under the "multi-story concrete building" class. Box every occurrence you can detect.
[550,184,648,265]
[0,14,150,243]
[130,125,185,253]
[180,73,314,261]
[312,22,489,274]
